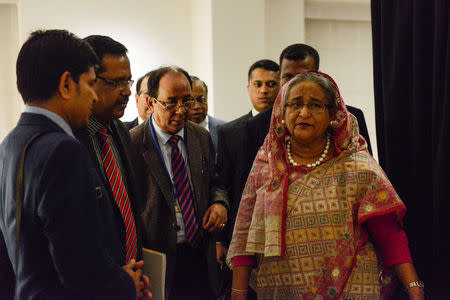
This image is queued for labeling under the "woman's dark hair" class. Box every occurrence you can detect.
[147,66,192,98]
[16,29,98,103]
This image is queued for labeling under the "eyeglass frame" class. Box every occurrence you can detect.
[284,100,330,114]
[152,97,195,111]
[97,75,134,89]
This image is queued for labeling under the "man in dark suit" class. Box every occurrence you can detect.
[75,35,148,283]
[130,66,229,299]
[124,72,152,130]
[187,75,226,151]
[0,29,142,299]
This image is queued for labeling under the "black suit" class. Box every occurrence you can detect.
[0,113,135,299]
[75,119,145,261]
[124,117,138,130]
[217,105,372,244]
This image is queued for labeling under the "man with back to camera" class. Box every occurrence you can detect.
[125,72,152,130]
[0,29,146,299]
[187,75,226,151]
[75,35,150,297]
[129,66,229,299]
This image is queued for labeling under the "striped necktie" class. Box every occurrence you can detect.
[98,127,137,262]
[168,135,201,247]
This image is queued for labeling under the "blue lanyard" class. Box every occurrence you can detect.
[148,115,190,204]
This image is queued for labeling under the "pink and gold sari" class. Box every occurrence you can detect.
[226,72,406,299]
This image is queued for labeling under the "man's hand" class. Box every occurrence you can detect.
[122,259,152,299]
[202,203,228,232]
[140,273,152,299]
[216,242,228,265]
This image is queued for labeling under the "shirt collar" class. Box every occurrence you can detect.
[24,105,74,138]
[151,114,185,145]
[87,116,108,137]
[251,108,260,117]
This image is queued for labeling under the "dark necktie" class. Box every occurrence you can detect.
[98,128,137,262]
[168,135,201,247]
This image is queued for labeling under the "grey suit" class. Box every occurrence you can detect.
[207,115,226,151]
[129,118,228,298]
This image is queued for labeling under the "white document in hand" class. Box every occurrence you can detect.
[142,248,166,300]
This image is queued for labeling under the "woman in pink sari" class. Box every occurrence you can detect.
[226,72,423,300]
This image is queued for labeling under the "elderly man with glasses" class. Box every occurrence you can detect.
[129,66,229,299]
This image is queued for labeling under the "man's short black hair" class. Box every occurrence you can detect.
[16,29,98,104]
[247,59,280,82]
[136,72,151,94]
[83,35,128,73]
[190,75,208,95]
[279,44,320,71]
[147,66,192,99]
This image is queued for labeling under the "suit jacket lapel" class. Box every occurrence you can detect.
[75,128,109,185]
[142,120,174,208]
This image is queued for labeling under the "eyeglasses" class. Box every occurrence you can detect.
[192,96,207,104]
[284,101,329,114]
[153,97,195,111]
[97,76,134,89]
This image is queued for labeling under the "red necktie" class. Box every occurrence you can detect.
[168,135,201,247]
[98,128,137,262]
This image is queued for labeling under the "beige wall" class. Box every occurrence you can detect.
[16,0,192,124]
[191,0,214,113]
[304,0,377,159]
[0,0,377,159]
[0,3,20,140]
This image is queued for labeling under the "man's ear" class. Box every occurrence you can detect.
[58,71,74,100]
[146,96,154,113]
[146,96,155,111]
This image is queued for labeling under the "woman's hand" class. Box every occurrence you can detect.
[407,286,424,300]
[231,292,247,300]
[231,266,251,300]
[393,263,424,300]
